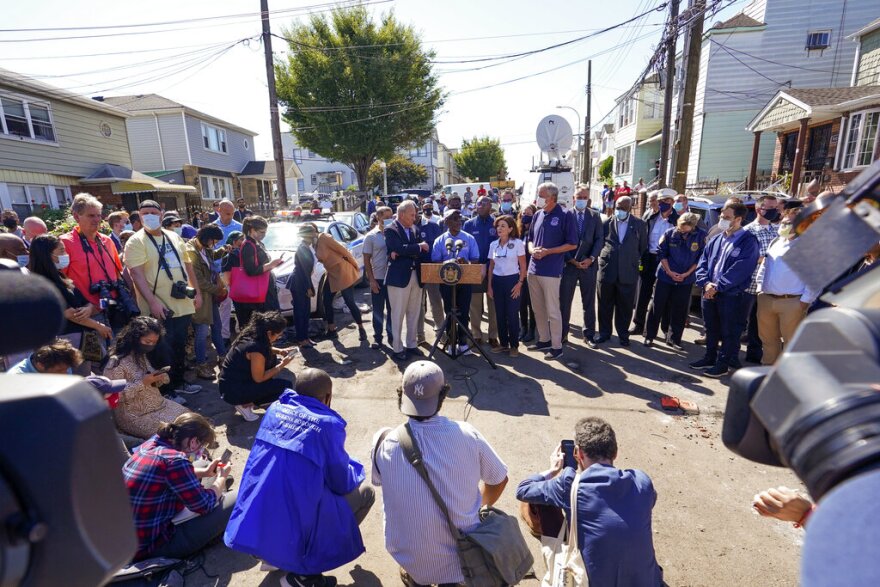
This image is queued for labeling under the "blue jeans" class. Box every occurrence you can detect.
[491,274,521,349]
[194,304,226,363]
[370,281,393,343]
[701,292,749,367]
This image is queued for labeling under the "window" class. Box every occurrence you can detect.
[200,122,227,153]
[642,89,661,119]
[840,109,880,170]
[614,145,632,176]
[805,30,831,51]
[54,187,71,206]
[292,149,302,163]
[0,94,57,143]
[6,183,52,217]
[297,178,306,192]
[350,172,357,185]
[200,175,231,199]
[310,174,317,185]
[617,96,636,128]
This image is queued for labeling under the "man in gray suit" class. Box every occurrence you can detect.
[560,184,605,348]
[595,196,648,347]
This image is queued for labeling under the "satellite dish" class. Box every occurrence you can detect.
[536,115,573,159]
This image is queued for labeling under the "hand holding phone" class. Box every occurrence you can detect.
[561,439,577,470]
[153,366,171,375]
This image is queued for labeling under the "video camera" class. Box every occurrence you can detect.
[722,159,880,501]
[170,279,196,300]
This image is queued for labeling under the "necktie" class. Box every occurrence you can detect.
[578,212,584,235]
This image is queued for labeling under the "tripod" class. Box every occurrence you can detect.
[429,279,497,369]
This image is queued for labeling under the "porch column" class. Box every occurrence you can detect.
[747,131,762,191]
[790,118,810,196]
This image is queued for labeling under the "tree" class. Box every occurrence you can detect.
[598,156,614,185]
[367,155,428,193]
[276,7,443,192]
[453,136,507,181]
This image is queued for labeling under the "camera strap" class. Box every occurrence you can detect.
[77,228,118,291]
[145,230,188,295]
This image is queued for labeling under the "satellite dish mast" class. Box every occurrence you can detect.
[535,115,573,170]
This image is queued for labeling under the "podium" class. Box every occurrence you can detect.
[421,262,496,368]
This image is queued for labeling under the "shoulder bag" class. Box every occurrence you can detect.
[229,241,270,304]
[398,423,534,586]
[541,473,588,587]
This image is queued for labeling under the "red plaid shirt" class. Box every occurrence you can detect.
[123,436,217,559]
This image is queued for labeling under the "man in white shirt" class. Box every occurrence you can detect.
[755,219,819,365]
[363,207,394,349]
[372,361,508,587]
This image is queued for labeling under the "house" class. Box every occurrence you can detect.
[588,123,617,199]
[0,68,192,217]
[102,94,300,217]
[745,18,880,194]
[667,0,877,187]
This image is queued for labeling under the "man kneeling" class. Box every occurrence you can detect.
[224,368,374,587]
[516,417,663,586]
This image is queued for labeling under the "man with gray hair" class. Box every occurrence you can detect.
[526,182,578,360]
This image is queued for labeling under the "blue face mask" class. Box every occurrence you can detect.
[673,202,684,213]
[574,200,588,211]
[521,214,533,225]
[659,202,672,214]
[383,219,394,228]
[615,209,629,221]
[500,202,513,213]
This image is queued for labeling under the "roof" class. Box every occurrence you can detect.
[712,13,764,30]
[80,163,195,193]
[784,86,880,107]
[239,159,303,179]
[0,67,129,118]
[747,86,880,132]
[100,94,258,136]
[850,17,880,39]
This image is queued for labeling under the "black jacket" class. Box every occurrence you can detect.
[598,216,648,285]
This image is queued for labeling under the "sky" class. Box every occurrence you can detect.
[1,0,745,184]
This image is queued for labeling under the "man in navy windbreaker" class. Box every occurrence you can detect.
[690,202,759,378]
[224,368,374,587]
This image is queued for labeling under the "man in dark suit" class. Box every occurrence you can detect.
[596,196,648,347]
[384,200,428,361]
[560,185,604,348]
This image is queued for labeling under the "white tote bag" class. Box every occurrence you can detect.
[541,473,588,587]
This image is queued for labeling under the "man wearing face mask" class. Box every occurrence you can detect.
[691,202,760,377]
[595,196,647,347]
[363,208,395,349]
[741,195,780,364]
[673,194,689,215]
[560,184,604,347]
[632,192,678,337]
[464,195,499,348]
[417,204,444,345]
[125,199,203,399]
[0,232,29,269]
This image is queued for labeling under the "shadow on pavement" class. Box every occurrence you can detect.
[202,543,261,586]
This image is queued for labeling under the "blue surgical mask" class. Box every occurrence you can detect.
[55,254,70,270]
[659,202,672,214]
[574,200,588,211]
[615,209,629,221]
[673,202,684,213]
[500,202,513,213]
[123,223,133,231]
[383,219,394,228]
[16,254,29,268]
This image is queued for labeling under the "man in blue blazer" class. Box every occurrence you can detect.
[384,200,429,361]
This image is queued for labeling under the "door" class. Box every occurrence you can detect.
[779,132,798,174]
[805,124,833,171]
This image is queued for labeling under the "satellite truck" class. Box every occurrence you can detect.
[518,114,577,210]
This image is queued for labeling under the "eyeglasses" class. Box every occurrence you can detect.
[494,246,509,258]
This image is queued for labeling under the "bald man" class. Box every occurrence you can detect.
[0,233,29,266]
[22,217,47,248]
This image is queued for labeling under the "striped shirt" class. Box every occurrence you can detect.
[744,220,779,294]
[371,416,508,585]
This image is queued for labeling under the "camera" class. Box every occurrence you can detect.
[89,279,117,310]
[170,280,196,300]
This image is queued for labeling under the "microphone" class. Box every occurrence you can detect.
[454,239,464,253]
[444,237,453,252]
[0,271,66,355]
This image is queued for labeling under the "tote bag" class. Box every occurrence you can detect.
[229,241,270,304]
[542,473,588,587]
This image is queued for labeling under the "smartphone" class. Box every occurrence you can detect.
[219,448,232,465]
[152,366,171,375]
[561,440,577,469]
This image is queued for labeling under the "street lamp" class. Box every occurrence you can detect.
[556,106,582,180]
[379,160,388,196]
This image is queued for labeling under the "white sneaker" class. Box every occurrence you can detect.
[235,405,260,422]
[457,343,470,354]
[175,382,202,395]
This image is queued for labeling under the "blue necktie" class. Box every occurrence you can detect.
[578,212,584,236]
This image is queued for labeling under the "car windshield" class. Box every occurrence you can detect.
[263,221,327,251]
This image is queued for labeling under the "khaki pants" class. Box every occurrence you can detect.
[469,289,498,341]
[388,272,423,353]
[527,274,563,349]
[418,283,444,338]
[757,293,807,365]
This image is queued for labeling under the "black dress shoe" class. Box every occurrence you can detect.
[585,338,598,349]
[393,351,408,361]
[628,325,643,335]
[643,339,653,347]
[593,335,610,344]
[406,347,423,357]
[619,338,631,347]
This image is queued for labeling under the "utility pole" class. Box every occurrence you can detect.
[261,0,288,207]
[672,0,705,193]
[657,0,680,189]
[582,60,592,185]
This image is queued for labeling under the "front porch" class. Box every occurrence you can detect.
[746,86,880,196]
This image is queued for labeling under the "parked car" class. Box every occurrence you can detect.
[333,210,371,234]
[262,219,365,317]
[686,191,787,232]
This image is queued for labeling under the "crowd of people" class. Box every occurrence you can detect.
[1,178,866,586]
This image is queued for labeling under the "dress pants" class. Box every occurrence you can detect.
[645,280,690,343]
[527,274,563,349]
[560,263,598,339]
[387,272,422,353]
[322,282,363,326]
[757,293,807,365]
[418,283,444,338]
[597,281,637,340]
[469,277,498,341]
[744,293,762,361]
[632,252,659,330]
[439,284,472,342]
[491,274,520,349]
[519,277,536,334]
[701,292,749,367]
[370,281,393,344]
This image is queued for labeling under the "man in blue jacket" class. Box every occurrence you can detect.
[224,369,374,587]
[463,196,499,348]
[516,417,663,586]
[691,202,760,377]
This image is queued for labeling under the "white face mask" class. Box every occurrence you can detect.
[172,227,183,236]
[717,219,732,231]
[142,214,161,231]
[123,223,133,231]
[536,197,546,208]
[55,254,70,270]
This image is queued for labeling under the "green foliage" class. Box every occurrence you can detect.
[33,206,71,233]
[276,6,444,191]
[452,136,507,182]
[598,156,614,184]
[345,184,359,192]
[367,155,428,193]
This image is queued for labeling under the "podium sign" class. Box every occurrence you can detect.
[421,262,484,285]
